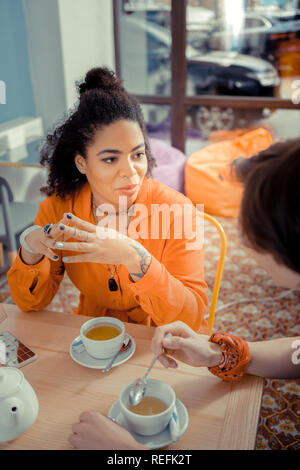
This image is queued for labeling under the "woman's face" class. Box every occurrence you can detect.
[250,250,300,289]
[75,119,148,210]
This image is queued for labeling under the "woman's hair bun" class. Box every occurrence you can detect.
[78,67,122,95]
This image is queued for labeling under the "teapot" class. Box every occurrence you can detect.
[0,367,39,443]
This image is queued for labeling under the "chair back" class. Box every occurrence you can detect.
[0,177,15,245]
[203,212,227,333]
[0,177,14,203]
[0,177,16,268]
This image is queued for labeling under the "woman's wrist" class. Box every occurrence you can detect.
[206,342,223,367]
[208,332,251,382]
[124,242,152,282]
[20,247,44,266]
[19,225,41,253]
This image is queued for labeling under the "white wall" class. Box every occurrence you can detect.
[5,0,115,203]
[0,164,47,204]
[23,0,66,134]
[23,0,115,132]
[57,0,115,110]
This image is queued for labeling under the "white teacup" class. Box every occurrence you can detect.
[119,378,176,436]
[80,317,125,359]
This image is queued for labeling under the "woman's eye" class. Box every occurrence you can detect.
[134,152,145,159]
[102,157,117,164]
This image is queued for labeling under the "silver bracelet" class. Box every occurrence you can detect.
[19,226,42,254]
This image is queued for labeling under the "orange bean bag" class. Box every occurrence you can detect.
[185,127,274,218]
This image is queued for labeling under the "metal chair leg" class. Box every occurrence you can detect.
[0,180,18,266]
[0,243,3,267]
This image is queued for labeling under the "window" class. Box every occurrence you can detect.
[114,0,300,153]
[245,17,268,28]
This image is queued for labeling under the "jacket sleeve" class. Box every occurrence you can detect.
[128,209,209,333]
[7,198,65,312]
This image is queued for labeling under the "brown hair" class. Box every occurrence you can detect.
[40,67,155,198]
[232,138,300,274]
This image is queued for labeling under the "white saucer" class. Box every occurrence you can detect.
[107,398,188,449]
[69,335,136,369]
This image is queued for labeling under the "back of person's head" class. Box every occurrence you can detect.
[40,67,155,197]
[232,138,300,274]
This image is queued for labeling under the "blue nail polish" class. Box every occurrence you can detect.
[62,257,69,262]
[67,214,72,219]
[60,225,65,230]
[53,255,58,260]
[56,242,64,249]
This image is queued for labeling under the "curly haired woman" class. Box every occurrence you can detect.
[7,67,208,331]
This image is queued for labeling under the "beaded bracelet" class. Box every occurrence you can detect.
[208,332,251,382]
[19,225,41,254]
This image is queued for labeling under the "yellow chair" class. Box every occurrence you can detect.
[202,212,227,333]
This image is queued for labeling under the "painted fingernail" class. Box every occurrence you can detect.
[56,242,64,249]
[60,225,65,230]
[53,255,58,260]
[67,213,72,219]
[62,257,69,262]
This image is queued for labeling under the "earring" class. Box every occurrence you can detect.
[76,165,83,174]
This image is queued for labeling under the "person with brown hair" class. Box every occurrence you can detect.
[7,67,208,331]
[68,138,300,450]
[151,139,300,380]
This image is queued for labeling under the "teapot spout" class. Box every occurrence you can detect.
[11,403,23,426]
[4,397,24,427]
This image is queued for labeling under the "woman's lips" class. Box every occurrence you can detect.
[116,184,138,195]
[118,184,137,190]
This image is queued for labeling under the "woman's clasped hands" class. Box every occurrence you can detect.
[25,213,140,267]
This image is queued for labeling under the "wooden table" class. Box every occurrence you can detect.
[0,304,264,450]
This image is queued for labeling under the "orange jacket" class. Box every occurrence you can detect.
[7,178,208,332]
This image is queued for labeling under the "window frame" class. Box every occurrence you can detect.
[113,0,300,153]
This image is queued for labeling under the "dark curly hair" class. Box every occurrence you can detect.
[231,138,300,274]
[40,67,156,198]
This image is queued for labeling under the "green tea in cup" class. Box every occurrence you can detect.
[119,378,176,436]
[80,317,125,359]
[128,396,168,416]
[85,324,121,341]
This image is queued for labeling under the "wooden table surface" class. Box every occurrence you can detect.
[0,304,264,450]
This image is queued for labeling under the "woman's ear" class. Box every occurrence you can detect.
[74,155,86,174]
